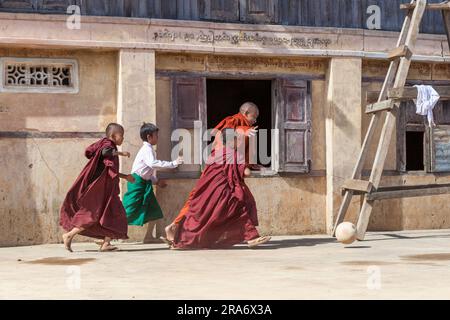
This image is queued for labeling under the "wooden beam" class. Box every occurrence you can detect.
[387,45,412,61]
[366,99,395,114]
[400,1,450,11]
[341,179,373,195]
[388,86,450,100]
[444,10,450,47]
[366,183,450,200]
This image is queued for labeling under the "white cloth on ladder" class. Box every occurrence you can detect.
[413,85,440,126]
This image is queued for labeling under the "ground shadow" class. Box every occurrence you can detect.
[84,247,170,253]
[361,232,450,242]
[229,237,338,250]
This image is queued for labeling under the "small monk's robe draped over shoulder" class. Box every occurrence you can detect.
[60,137,128,240]
[173,146,259,249]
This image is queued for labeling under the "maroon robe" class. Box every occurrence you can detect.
[60,138,128,240]
[173,146,259,249]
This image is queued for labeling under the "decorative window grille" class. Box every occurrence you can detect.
[0,58,79,93]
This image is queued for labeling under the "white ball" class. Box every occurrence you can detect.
[335,222,357,244]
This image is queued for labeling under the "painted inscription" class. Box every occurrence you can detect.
[153,29,332,49]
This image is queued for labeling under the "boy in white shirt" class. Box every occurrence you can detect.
[123,122,183,243]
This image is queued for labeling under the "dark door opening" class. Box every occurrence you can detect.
[206,79,272,167]
[405,131,425,171]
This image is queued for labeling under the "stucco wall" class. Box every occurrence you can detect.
[1,45,450,246]
[0,48,117,246]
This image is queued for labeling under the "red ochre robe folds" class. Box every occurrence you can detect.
[173,112,254,224]
[173,146,259,249]
[60,138,128,240]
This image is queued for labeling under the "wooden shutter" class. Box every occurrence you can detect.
[176,0,199,20]
[276,79,311,173]
[427,102,450,173]
[239,0,278,24]
[0,0,36,11]
[444,10,450,46]
[172,77,206,129]
[82,0,124,16]
[37,0,77,12]
[200,0,239,22]
[126,0,168,18]
[429,125,450,173]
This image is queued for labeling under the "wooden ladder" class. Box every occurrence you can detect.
[333,0,450,240]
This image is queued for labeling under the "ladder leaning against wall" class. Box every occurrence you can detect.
[333,0,450,240]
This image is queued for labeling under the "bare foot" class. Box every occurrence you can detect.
[159,236,173,246]
[248,236,271,249]
[170,245,186,250]
[62,233,73,253]
[165,224,177,242]
[99,243,118,252]
[94,240,105,246]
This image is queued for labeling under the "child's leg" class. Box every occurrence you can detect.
[62,227,84,252]
[143,220,162,243]
[164,190,195,242]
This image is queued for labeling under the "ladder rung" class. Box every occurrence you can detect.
[341,179,374,195]
[387,45,412,60]
[400,1,450,11]
[365,99,395,114]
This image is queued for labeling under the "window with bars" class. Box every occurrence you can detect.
[397,99,450,173]
[0,58,78,93]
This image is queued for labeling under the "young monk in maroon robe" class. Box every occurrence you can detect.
[164,102,260,243]
[60,123,135,252]
[171,130,270,249]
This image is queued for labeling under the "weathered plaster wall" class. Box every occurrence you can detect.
[0,138,100,246]
[0,48,117,246]
[325,57,362,233]
[0,48,117,131]
[157,176,327,237]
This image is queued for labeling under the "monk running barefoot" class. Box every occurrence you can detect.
[60,123,135,252]
[164,102,260,243]
[171,129,269,249]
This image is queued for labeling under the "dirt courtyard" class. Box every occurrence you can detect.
[1,229,450,300]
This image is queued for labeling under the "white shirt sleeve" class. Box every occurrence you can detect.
[143,147,178,169]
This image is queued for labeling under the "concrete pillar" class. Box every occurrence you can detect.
[325,57,362,234]
[117,49,156,174]
[116,49,157,240]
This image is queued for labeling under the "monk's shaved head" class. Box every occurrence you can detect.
[239,102,259,115]
[105,123,124,138]
[239,102,259,126]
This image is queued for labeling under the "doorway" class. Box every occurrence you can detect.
[206,79,272,167]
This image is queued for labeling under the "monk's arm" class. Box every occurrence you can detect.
[236,126,258,137]
[112,150,130,157]
[119,173,135,183]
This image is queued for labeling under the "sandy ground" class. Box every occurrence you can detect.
[1,229,450,299]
